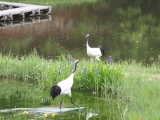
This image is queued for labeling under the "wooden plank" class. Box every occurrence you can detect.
[0,1,51,20]
[0,1,51,8]
[0,16,51,28]
[0,6,50,15]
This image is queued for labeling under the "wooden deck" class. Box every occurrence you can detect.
[0,15,51,28]
[0,2,51,21]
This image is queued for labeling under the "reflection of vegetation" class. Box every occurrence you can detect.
[74,0,160,63]
[6,37,32,55]
[1,0,160,64]
[0,79,48,103]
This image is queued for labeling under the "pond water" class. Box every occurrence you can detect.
[0,0,160,64]
[0,80,120,119]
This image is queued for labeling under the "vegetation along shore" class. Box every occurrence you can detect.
[0,51,160,119]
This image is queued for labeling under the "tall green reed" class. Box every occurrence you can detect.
[117,61,160,120]
[37,55,124,95]
[0,52,124,93]
[0,51,48,81]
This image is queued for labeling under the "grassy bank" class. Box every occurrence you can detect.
[118,61,160,120]
[0,52,160,119]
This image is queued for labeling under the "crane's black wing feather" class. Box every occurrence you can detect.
[98,46,104,56]
[50,84,61,100]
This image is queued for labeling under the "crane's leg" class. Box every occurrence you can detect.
[70,97,79,108]
[95,56,101,61]
[60,96,64,110]
[91,58,94,62]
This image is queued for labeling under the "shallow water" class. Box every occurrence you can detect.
[0,107,85,119]
[0,80,120,119]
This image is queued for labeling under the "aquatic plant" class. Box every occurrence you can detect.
[23,111,28,115]
[51,113,55,118]
[43,113,48,118]
[108,57,113,63]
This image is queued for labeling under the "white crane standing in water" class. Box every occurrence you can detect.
[86,34,104,61]
[50,59,80,110]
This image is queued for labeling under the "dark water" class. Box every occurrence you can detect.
[0,0,160,64]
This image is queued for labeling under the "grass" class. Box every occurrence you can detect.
[0,50,48,81]
[2,0,100,7]
[0,52,160,119]
[0,51,124,92]
[117,61,160,120]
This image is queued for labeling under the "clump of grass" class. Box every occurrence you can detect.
[74,61,124,95]
[0,51,48,81]
[38,55,124,95]
[0,51,124,94]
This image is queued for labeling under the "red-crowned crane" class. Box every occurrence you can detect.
[86,34,104,61]
[50,59,80,110]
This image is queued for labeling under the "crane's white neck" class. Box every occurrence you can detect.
[68,73,75,80]
[86,38,91,49]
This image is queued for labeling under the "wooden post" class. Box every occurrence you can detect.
[8,14,13,20]
[48,15,51,20]
[36,9,41,15]
[32,10,35,16]
[9,5,13,9]
[49,6,51,13]
[21,18,25,25]
[21,12,25,19]
[3,15,7,21]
